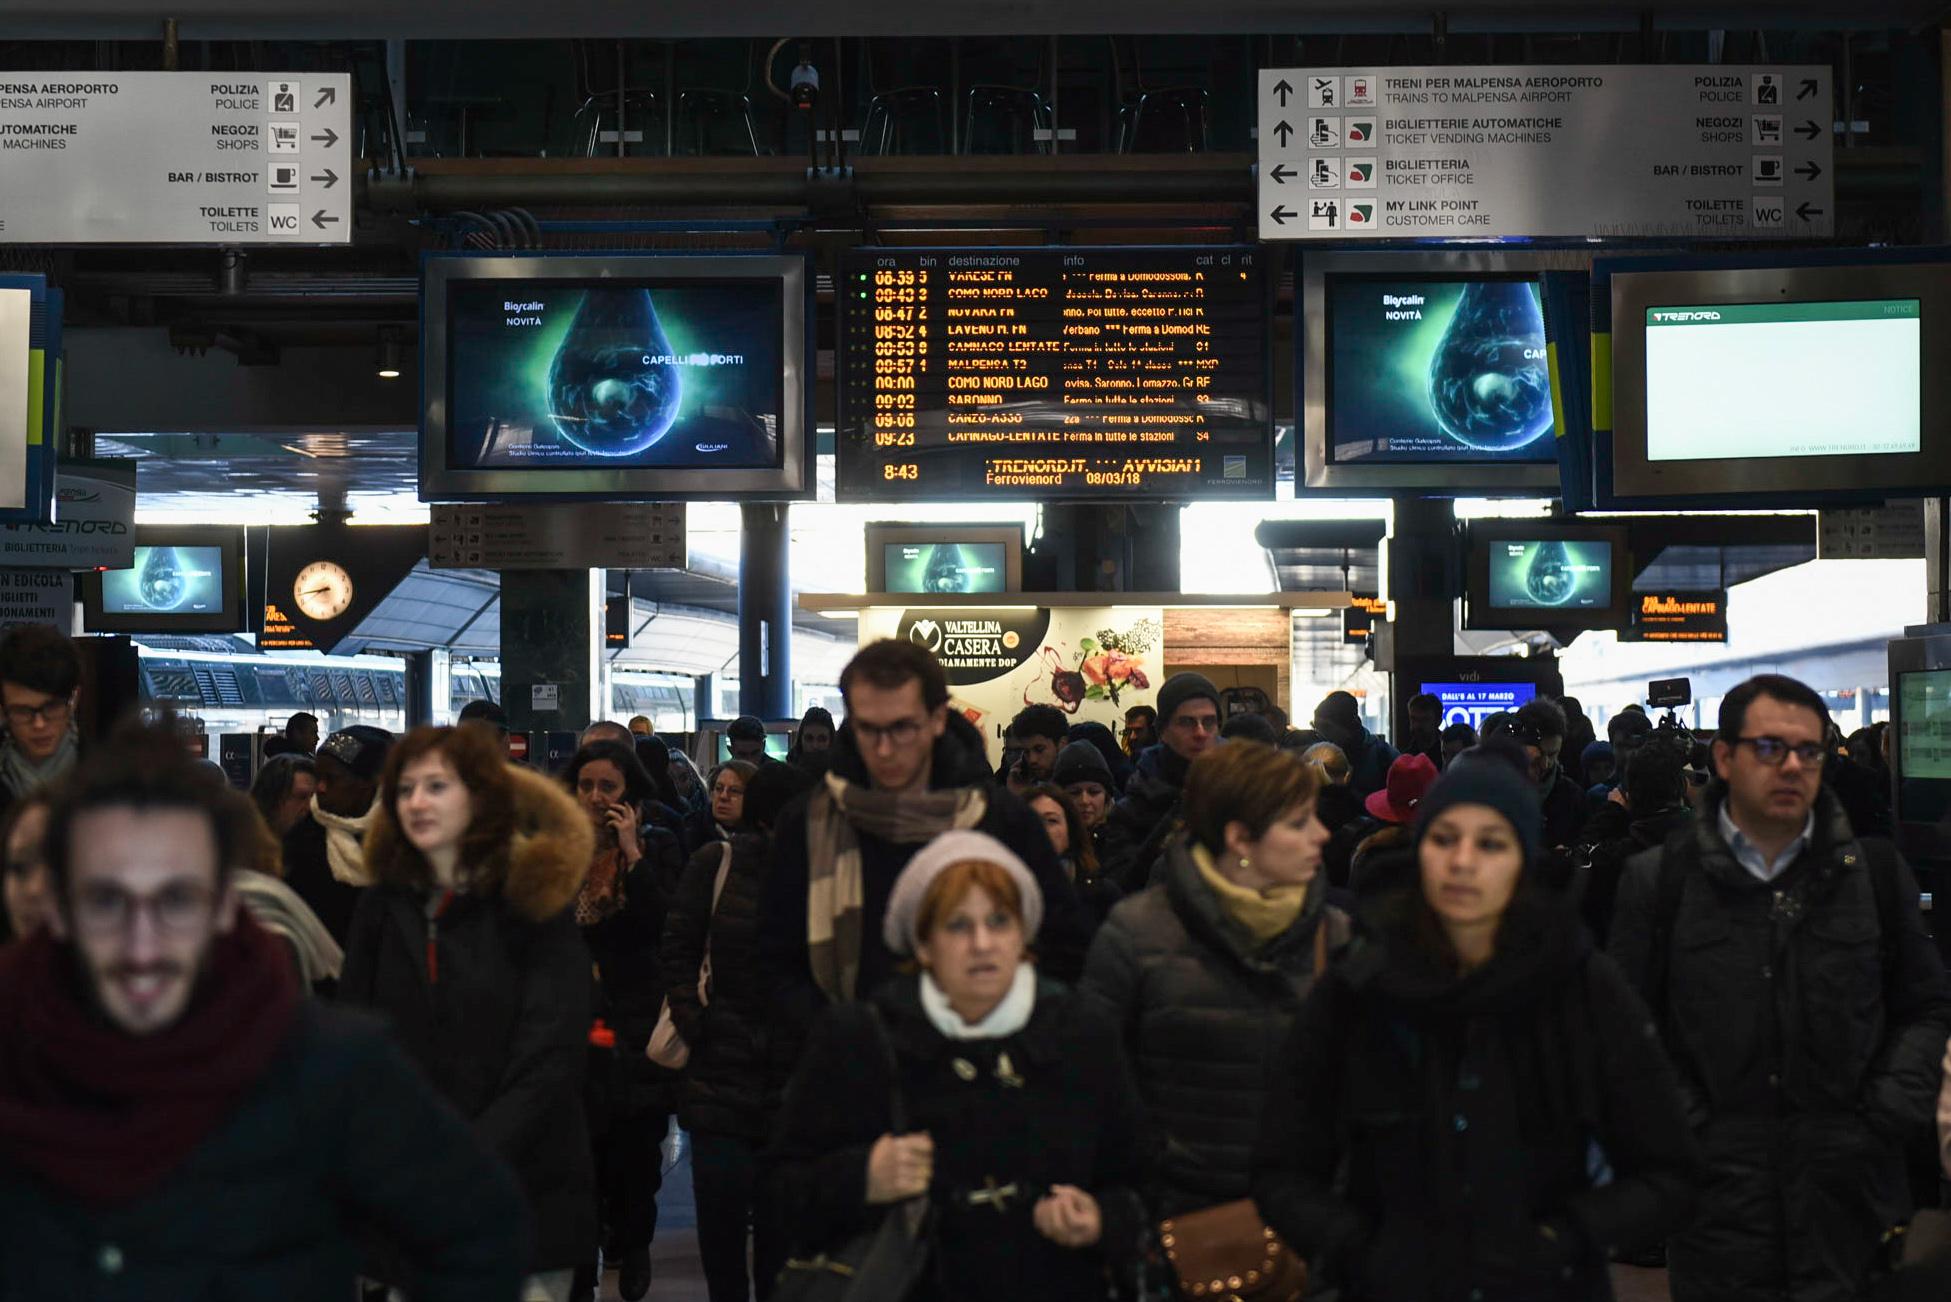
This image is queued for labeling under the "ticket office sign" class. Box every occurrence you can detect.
[0,72,353,244]
[1257,65,1833,240]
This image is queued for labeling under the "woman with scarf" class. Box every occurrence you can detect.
[1252,759,1701,1302]
[686,760,755,854]
[1078,740,1344,1293]
[341,724,597,1302]
[564,740,685,1302]
[772,829,1150,1302]
[282,726,395,947]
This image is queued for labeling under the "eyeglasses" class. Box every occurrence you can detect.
[853,717,927,749]
[71,881,218,937]
[1733,736,1827,768]
[3,698,70,729]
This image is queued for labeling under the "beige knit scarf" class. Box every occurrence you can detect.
[312,796,377,887]
[804,771,986,1003]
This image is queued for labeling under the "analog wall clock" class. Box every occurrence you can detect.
[293,560,355,621]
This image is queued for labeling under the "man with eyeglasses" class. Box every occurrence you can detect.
[0,718,526,1299]
[1099,672,1224,891]
[1610,673,1951,1302]
[0,623,82,827]
[758,639,1087,1052]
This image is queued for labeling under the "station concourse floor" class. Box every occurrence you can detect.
[598,1142,1674,1302]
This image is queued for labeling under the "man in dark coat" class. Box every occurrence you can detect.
[1511,698,1586,851]
[1574,736,1693,947]
[1610,674,1951,1302]
[1099,672,1223,890]
[282,725,393,946]
[1310,690,1399,799]
[0,721,524,1302]
[0,623,82,830]
[758,640,1087,1051]
[1002,703,1070,794]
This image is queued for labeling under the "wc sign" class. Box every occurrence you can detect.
[267,204,302,236]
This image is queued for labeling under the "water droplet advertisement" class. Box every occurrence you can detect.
[103,544,224,613]
[1485,539,1611,610]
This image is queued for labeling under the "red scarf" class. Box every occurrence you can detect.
[0,916,300,1205]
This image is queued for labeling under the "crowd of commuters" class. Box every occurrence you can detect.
[3,614,1951,1302]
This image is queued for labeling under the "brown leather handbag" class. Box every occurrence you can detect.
[1158,1199,1306,1301]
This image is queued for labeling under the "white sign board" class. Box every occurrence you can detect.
[1257,65,1833,240]
[0,568,71,631]
[530,683,561,712]
[0,289,25,511]
[1818,503,1927,561]
[0,460,137,570]
[0,72,352,244]
[430,503,688,571]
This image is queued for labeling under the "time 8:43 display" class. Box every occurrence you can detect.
[837,247,1273,500]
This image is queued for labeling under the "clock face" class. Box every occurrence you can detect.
[293,561,355,621]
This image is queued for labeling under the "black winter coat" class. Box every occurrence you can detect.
[1254,885,1702,1302]
[1608,784,1951,1302]
[1099,743,1192,892]
[339,768,600,1275]
[1574,803,1691,947]
[282,813,364,947]
[0,1003,528,1302]
[757,725,1088,1047]
[1078,838,1349,1218]
[662,832,797,1138]
[770,974,1151,1302]
[1540,767,1586,851]
[582,824,686,1113]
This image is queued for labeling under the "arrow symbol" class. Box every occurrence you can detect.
[1273,78,1294,107]
[1794,119,1823,140]
[309,127,338,148]
[1795,161,1822,181]
[310,210,340,229]
[313,86,337,109]
[1269,205,1296,226]
[309,167,339,189]
[1795,201,1824,222]
[1796,78,1820,101]
[1269,163,1295,184]
[1273,120,1293,147]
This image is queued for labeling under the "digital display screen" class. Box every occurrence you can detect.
[881,542,1008,595]
[1486,539,1613,611]
[1645,299,1921,462]
[838,247,1271,499]
[446,280,784,472]
[714,732,792,765]
[1899,669,1951,825]
[100,545,226,616]
[1328,276,1555,464]
[1420,680,1537,729]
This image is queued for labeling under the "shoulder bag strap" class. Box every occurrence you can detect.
[698,842,736,1002]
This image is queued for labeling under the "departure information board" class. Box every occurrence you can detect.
[837,247,1272,501]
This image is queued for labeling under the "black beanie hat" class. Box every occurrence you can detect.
[318,725,396,782]
[1053,739,1114,790]
[1412,756,1543,867]
[1155,673,1221,729]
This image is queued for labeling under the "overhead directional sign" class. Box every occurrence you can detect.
[0,72,352,244]
[1258,65,1832,241]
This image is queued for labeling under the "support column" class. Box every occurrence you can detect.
[739,503,793,720]
[1381,495,1459,664]
[500,569,603,733]
[1030,505,1181,592]
[1928,498,1951,626]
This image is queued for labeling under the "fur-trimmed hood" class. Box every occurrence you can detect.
[498,764,594,921]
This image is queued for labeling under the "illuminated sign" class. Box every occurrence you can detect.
[1622,589,1728,643]
[837,247,1272,500]
[1421,680,1538,729]
[1342,593,1387,643]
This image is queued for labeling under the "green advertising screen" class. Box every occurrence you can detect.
[1900,670,1951,782]
[881,542,1009,595]
[1644,298,1921,463]
[1486,539,1613,611]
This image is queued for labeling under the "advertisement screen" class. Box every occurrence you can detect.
[447,280,784,472]
[101,545,226,616]
[881,542,1009,595]
[1485,539,1614,611]
[1899,669,1951,826]
[1328,276,1555,464]
[1420,681,1537,730]
[1645,299,1921,462]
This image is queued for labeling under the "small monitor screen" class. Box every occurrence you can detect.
[1486,539,1614,611]
[1645,299,1921,462]
[446,280,784,472]
[1420,681,1538,730]
[1899,670,1951,825]
[714,732,792,765]
[881,542,1008,595]
[1328,276,1555,465]
[101,545,226,616]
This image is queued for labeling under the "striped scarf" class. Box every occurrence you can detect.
[804,771,986,1003]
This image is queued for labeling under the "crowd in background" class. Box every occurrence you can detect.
[1,614,1949,1302]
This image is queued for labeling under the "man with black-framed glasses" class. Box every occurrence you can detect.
[0,623,82,828]
[1610,673,1951,1302]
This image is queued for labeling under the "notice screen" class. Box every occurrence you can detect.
[1420,681,1537,730]
[882,543,1008,595]
[447,280,785,471]
[1486,539,1613,611]
[101,545,225,615]
[1328,276,1556,464]
[1644,299,1922,462]
[1899,669,1951,824]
